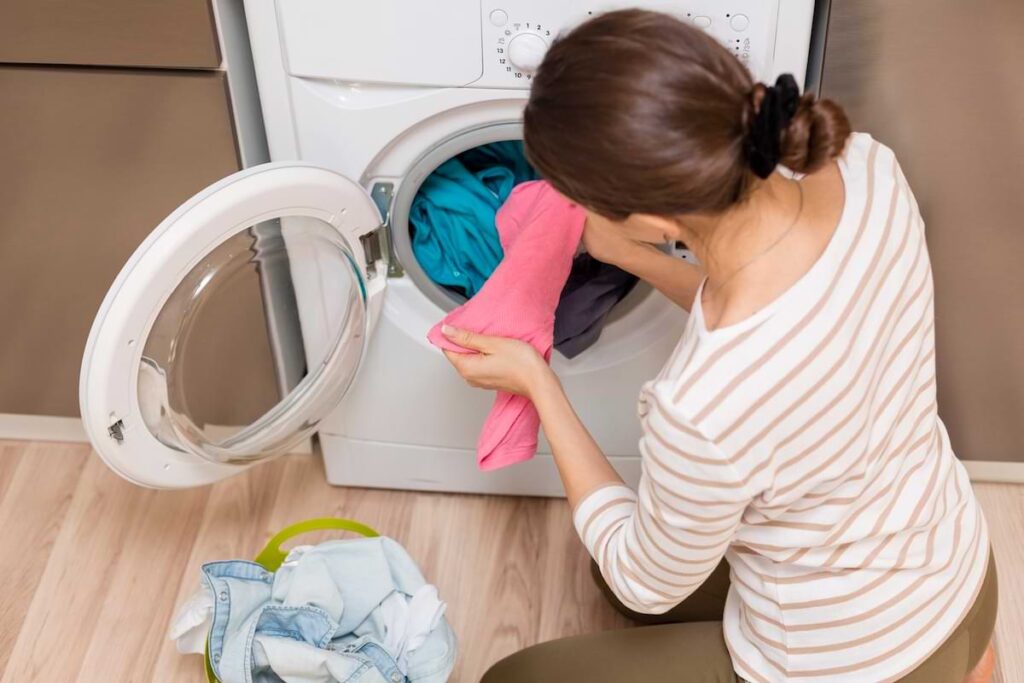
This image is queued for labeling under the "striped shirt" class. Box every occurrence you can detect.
[574,133,990,682]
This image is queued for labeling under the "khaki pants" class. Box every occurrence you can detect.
[482,552,997,683]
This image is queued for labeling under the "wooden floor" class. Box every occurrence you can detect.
[0,440,1020,682]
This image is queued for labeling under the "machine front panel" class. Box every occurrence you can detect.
[476,0,787,88]
[276,0,809,90]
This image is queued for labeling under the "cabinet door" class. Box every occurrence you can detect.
[0,66,279,421]
[0,0,220,68]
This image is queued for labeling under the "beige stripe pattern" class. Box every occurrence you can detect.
[573,134,989,683]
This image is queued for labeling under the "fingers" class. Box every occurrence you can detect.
[442,350,484,389]
[442,349,465,367]
[441,325,492,352]
[442,348,477,372]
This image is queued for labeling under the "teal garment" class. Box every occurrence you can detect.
[411,142,537,297]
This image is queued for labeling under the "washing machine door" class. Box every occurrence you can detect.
[80,163,387,489]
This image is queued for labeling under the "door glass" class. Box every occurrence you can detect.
[137,216,367,464]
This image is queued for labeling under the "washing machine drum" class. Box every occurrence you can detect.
[407,140,537,299]
[403,140,640,358]
[80,163,387,489]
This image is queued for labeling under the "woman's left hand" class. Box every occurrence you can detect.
[440,325,553,398]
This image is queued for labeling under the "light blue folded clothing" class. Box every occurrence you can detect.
[410,141,537,298]
[170,537,457,683]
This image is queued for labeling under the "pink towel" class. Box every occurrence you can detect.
[428,180,585,470]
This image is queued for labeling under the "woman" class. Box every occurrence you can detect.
[441,10,997,683]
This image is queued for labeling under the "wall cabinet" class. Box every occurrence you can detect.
[0,0,274,427]
[0,0,221,68]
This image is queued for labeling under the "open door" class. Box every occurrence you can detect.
[80,163,386,489]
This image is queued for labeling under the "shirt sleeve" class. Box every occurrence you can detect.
[573,384,753,614]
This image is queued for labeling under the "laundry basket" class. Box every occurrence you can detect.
[203,518,380,682]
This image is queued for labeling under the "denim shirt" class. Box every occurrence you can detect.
[197,537,456,683]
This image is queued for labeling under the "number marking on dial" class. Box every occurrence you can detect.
[495,20,551,78]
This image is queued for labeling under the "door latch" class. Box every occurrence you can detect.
[108,419,125,443]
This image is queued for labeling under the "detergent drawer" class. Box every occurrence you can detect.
[276,0,484,87]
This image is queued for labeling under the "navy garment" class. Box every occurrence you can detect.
[410,142,538,298]
[554,254,639,358]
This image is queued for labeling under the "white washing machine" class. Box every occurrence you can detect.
[79,0,817,493]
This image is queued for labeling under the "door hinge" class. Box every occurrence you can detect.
[369,181,404,277]
[360,229,384,278]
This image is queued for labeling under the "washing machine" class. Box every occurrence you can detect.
[79,0,817,493]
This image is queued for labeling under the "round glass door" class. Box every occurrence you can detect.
[80,163,385,489]
[137,216,367,464]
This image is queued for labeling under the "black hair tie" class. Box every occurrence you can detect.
[745,73,801,179]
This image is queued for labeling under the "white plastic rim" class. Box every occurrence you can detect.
[79,163,384,489]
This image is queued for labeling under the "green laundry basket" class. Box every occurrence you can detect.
[203,518,380,682]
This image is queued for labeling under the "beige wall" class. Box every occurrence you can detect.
[820,0,1024,462]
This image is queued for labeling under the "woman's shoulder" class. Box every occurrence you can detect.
[839,132,903,180]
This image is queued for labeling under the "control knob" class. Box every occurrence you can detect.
[507,32,548,73]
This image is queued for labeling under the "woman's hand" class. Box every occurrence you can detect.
[444,325,624,507]
[441,325,555,398]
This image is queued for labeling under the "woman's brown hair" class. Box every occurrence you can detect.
[523,9,851,220]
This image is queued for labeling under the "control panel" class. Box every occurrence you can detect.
[486,12,554,82]
[476,0,793,90]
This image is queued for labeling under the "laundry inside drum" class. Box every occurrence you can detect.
[408,140,538,300]
[407,140,643,358]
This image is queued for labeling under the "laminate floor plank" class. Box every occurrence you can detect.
[0,442,1019,682]
[2,451,146,681]
[0,442,89,676]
